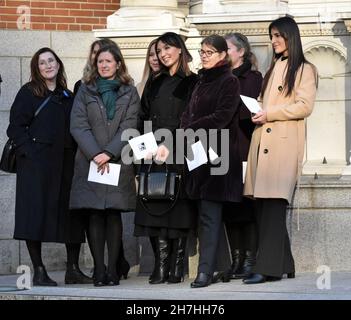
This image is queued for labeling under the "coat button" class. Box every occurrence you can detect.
[266,128,271,133]
[263,148,268,154]
[278,85,283,92]
[32,138,36,142]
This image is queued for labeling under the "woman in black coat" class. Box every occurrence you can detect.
[219,33,263,280]
[180,35,242,288]
[134,32,198,284]
[7,47,90,286]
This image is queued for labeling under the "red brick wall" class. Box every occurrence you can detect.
[0,0,120,31]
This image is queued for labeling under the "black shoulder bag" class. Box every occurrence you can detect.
[137,162,181,216]
[0,95,52,173]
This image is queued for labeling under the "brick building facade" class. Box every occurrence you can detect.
[0,0,120,31]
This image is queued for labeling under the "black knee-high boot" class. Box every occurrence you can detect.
[168,237,187,283]
[149,237,170,284]
[149,236,158,281]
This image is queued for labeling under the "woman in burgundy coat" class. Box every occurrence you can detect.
[181,35,242,288]
[220,33,263,281]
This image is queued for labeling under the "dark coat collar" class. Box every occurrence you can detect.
[232,60,252,78]
[198,62,232,83]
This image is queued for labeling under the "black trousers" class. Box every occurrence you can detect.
[197,200,223,275]
[252,198,295,277]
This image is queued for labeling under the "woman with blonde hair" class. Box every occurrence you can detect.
[136,39,160,97]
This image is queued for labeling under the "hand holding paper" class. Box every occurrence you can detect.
[88,161,121,186]
[128,132,158,160]
[240,95,262,114]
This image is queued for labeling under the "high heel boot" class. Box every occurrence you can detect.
[229,249,245,279]
[235,250,256,279]
[167,237,186,283]
[149,237,170,284]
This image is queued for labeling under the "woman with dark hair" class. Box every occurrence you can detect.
[243,16,318,284]
[134,32,198,285]
[73,39,131,281]
[70,44,140,286]
[216,33,263,281]
[181,35,243,288]
[7,47,90,286]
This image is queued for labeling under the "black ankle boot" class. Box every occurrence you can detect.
[243,273,266,284]
[235,250,256,279]
[149,237,170,284]
[65,264,93,284]
[168,237,186,284]
[33,266,57,287]
[229,249,245,279]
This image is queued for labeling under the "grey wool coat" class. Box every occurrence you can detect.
[69,81,140,211]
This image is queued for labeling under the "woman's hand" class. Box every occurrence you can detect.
[155,145,170,162]
[93,153,111,175]
[252,110,267,125]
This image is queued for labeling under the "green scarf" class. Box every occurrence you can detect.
[96,77,121,120]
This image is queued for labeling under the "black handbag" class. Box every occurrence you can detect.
[0,139,16,173]
[137,163,181,216]
[0,95,52,174]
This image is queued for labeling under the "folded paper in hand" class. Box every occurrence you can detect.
[88,161,121,186]
[128,132,158,160]
[240,95,262,114]
[185,141,208,171]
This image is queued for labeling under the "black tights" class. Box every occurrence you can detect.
[89,210,122,277]
[26,240,82,269]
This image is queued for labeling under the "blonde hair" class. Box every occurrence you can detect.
[136,39,159,96]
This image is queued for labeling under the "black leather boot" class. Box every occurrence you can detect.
[229,249,245,279]
[167,237,186,284]
[33,266,57,287]
[149,237,170,284]
[148,236,158,282]
[65,263,93,284]
[190,272,212,288]
[235,250,256,279]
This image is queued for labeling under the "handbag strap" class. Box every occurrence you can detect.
[146,161,169,174]
[138,175,182,216]
[34,95,52,117]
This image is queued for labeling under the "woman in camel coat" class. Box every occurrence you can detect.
[243,16,318,284]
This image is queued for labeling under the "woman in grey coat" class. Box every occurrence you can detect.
[70,44,140,286]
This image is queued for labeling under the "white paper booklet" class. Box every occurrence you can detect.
[185,141,208,171]
[88,161,121,186]
[242,161,247,184]
[240,95,262,114]
[128,132,159,160]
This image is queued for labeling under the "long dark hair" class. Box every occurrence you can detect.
[261,16,313,97]
[155,32,192,76]
[87,44,132,85]
[29,47,67,97]
[201,34,231,65]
